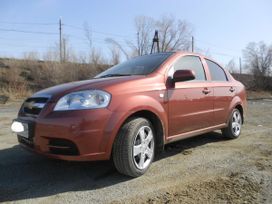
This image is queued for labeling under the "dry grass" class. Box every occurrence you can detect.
[0,58,109,100]
[247,90,272,99]
[0,82,32,100]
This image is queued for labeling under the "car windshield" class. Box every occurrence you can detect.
[95,53,173,78]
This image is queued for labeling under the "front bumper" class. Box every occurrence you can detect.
[15,108,115,161]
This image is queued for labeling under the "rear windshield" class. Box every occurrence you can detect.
[96,53,173,78]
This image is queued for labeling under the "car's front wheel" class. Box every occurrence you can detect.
[222,108,242,139]
[112,117,155,177]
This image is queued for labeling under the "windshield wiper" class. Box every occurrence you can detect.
[98,74,132,78]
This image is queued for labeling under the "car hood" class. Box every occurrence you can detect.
[32,76,143,101]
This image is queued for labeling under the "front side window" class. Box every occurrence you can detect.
[96,53,173,78]
[170,56,206,81]
[206,59,228,81]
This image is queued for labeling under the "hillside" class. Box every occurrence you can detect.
[0,58,109,101]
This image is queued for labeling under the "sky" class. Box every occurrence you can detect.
[0,0,271,68]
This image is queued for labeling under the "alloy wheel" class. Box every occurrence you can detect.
[133,126,154,170]
[231,110,242,137]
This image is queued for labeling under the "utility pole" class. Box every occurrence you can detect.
[150,30,160,54]
[59,17,62,63]
[137,32,140,56]
[63,38,66,62]
[239,57,242,75]
[191,36,194,52]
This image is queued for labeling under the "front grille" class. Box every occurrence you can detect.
[23,97,49,115]
[48,138,79,156]
[18,135,34,148]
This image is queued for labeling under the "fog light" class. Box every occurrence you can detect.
[11,121,24,133]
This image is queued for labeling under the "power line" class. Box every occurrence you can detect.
[193,37,241,59]
[0,43,52,49]
[0,20,244,61]
[195,38,241,53]
[0,40,54,46]
[0,28,58,35]
[0,21,135,42]
[64,33,133,49]
[0,33,128,49]
[0,21,57,26]
[63,24,134,39]
[209,51,237,58]
[0,36,56,42]
[67,34,107,43]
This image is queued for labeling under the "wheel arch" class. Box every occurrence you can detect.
[235,104,244,124]
[227,96,245,124]
[124,110,165,155]
[107,108,166,159]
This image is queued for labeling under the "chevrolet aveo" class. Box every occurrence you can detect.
[11,52,246,177]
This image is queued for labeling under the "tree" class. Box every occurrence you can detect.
[156,15,192,52]
[105,38,130,60]
[134,16,155,55]
[83,22,93,51]
[225,58,237,73]
[83,22,107,66]
[108,44,121,65]
[243,42,272,89]
[105,15,193,59]
[105,16,155,58]
[45,36,75,62]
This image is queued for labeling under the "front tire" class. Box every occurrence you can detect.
[112,117,155,177]
[222,108,242,139]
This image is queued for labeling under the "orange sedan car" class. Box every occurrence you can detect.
[11,52,247,177]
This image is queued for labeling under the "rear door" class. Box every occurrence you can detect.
[167,55,214,137]
[204,59,235,125]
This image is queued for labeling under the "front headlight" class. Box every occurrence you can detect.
[54,90,111,111]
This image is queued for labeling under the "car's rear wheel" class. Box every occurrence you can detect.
[112,117,155,177]
[222,108,242,139]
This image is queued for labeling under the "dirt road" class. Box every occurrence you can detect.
[0,99,271,203]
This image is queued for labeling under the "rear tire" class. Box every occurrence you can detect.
[222,108,242,139]
[112,117,155,177]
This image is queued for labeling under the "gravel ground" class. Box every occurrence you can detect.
[0,99,271,203]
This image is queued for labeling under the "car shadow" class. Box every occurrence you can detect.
[0,131,227,202]
[160,131,228,159]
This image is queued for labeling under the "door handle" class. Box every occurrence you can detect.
[202,88,211,95]
[229,87,235,92]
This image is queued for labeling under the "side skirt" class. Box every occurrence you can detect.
[166,123,227,144]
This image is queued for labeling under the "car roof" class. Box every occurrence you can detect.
[173,51,221,64]
[149,51,205,58]
[146,51,221,66]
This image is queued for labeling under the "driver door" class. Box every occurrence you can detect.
[167,55,214,137]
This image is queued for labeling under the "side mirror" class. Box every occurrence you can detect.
[173,69,195,83]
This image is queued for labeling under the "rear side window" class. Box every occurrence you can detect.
[172,56,206,81]
[206,59,228,81]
